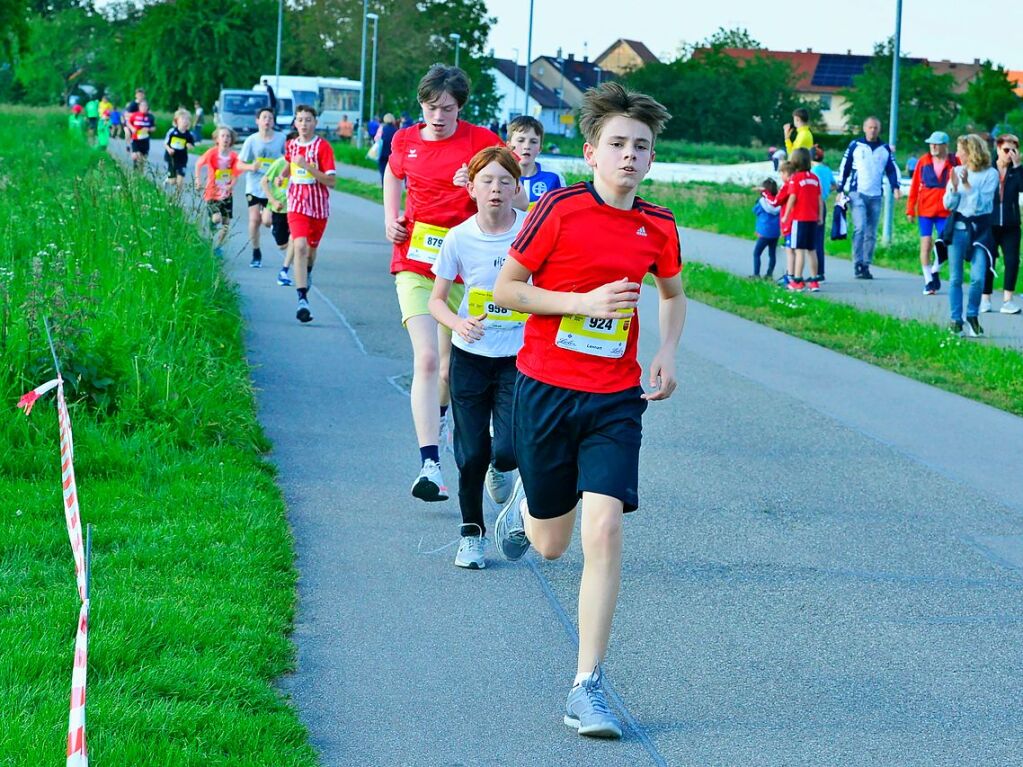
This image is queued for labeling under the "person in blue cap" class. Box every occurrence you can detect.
[906,130,957,295]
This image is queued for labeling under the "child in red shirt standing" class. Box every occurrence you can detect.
[776,149,824,291]
[383,65,523,502]
[493,82,686,739]
[194,127,249,256]
[281,105,336,323]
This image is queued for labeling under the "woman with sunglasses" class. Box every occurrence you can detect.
[980,134,1022,314]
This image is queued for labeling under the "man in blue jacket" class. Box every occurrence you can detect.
[839,116,901,279]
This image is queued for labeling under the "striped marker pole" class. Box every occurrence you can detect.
[66,597,89,766]
[56,380,86,602]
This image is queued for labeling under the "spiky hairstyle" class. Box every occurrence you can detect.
[578,82,671,145]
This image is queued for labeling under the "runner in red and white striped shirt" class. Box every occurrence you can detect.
[282,105,336,323]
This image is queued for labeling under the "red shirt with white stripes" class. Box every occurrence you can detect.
[285,136,336,219]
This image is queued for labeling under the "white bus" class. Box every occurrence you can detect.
[258,75,361,133]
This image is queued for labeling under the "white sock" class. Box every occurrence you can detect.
[922,265,932,281]
[573,671,592,687]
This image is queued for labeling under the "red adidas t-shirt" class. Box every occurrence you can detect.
[782,171,822,224]
[387,121,504,277]
[285,136,336,219]
[509,182,683,394]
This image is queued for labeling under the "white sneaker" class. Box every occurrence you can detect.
[485,465,512,506]
[411,459,449,502]
[454,535,486,569]
[1000,300,1022,315]
[979,297,992,313]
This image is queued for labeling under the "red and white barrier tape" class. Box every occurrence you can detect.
[17,376,90,766]
[67,600,89,766]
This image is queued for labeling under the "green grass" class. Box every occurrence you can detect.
[335,174,383,203]
[546,134,769,164]
[680,262,1023,415]
[0,106,315,765]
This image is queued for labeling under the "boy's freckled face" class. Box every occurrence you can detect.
[508,130,540,163]
[583,115,654,191]
[467,161,519,211]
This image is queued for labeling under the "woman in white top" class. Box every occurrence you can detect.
[429,147,528,570]
[943,134,999,337]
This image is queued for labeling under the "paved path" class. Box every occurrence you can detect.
[121,143,1023,765]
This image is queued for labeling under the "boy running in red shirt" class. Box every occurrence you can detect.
[383,65,524,502]
[282,105,337,323]
[194,127,250,255]
[126,98,156,171]
[492,82,686,739]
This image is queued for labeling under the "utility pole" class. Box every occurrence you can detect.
[883,0,903,245]
[524,0,534,116]
[357,0,368,148]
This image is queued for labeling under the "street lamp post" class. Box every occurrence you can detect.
[883,0,903,246]
[274,0,283,98]
[524,0,534,115]
[357,0,369,148]
[556,47,565,136]
[512,47,520,115]
[449,32,461,69]
[368,13,379,125]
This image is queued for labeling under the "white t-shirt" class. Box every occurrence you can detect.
[432,209,527,359]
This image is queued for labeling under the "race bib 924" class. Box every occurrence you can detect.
[554,308,634,358]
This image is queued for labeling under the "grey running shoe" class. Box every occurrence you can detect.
[485,465,511,506]
[454,535,486,569]
[493,478,529,561]
[564,666,623,739]
[411,459,449,502]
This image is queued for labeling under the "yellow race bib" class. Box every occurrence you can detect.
[170,136,187,150]
[214,168,232,186]
[554,309,633,358]
[137,128,149,140]
[467,287,528,328]
[407,222,449,266]
[290,162,315,184]
[257,157,275,172]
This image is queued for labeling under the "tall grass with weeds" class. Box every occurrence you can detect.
[0,106,316,765]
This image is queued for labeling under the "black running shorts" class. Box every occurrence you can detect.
[512,373,647,519]
[270,211,290,246]
[246,194,268,208]
[791,220,818,251]
[207,199,233,222]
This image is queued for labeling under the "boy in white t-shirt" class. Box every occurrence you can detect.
[428,146,529,570]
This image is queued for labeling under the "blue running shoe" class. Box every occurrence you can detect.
[493,478,529,561]
[564,666,623,738]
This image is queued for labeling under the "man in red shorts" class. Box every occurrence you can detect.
[283,104,336,323]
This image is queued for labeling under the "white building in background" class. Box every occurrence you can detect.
[490,58,569,138]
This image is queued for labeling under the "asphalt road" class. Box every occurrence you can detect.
[125,143,1023,766]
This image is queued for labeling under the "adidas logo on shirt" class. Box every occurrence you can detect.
[636,226,647,237]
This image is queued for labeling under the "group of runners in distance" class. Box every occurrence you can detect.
[108,65,687,741]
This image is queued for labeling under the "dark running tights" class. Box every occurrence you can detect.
[984,225,1021,294]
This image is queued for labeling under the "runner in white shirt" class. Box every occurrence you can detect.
[429,146,529,570]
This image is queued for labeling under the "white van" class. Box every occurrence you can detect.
[258,75,360,134]
[214,89,270,137]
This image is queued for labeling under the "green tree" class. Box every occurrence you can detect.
[960,61,1020,130]
[13,5,108,104]
[283,0,497,123]
[840,39,958,148]
[0,0,30,62]
[623,45,814,145]
[703,26,763,50]
[115,0,278,109]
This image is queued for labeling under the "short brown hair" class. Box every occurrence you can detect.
[467,146,521,182]
[417,64,471,108]
[295,104,317,118]
[996,133,1019,147]
[578,82,671,145]
[792,108,810,124]
[508,115,544,143]
[790,147,812,172]
[778,161,795,175]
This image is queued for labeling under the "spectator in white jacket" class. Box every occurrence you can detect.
[839,116,901,279]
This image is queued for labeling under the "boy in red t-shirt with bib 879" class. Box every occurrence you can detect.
[492,82,687,739]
